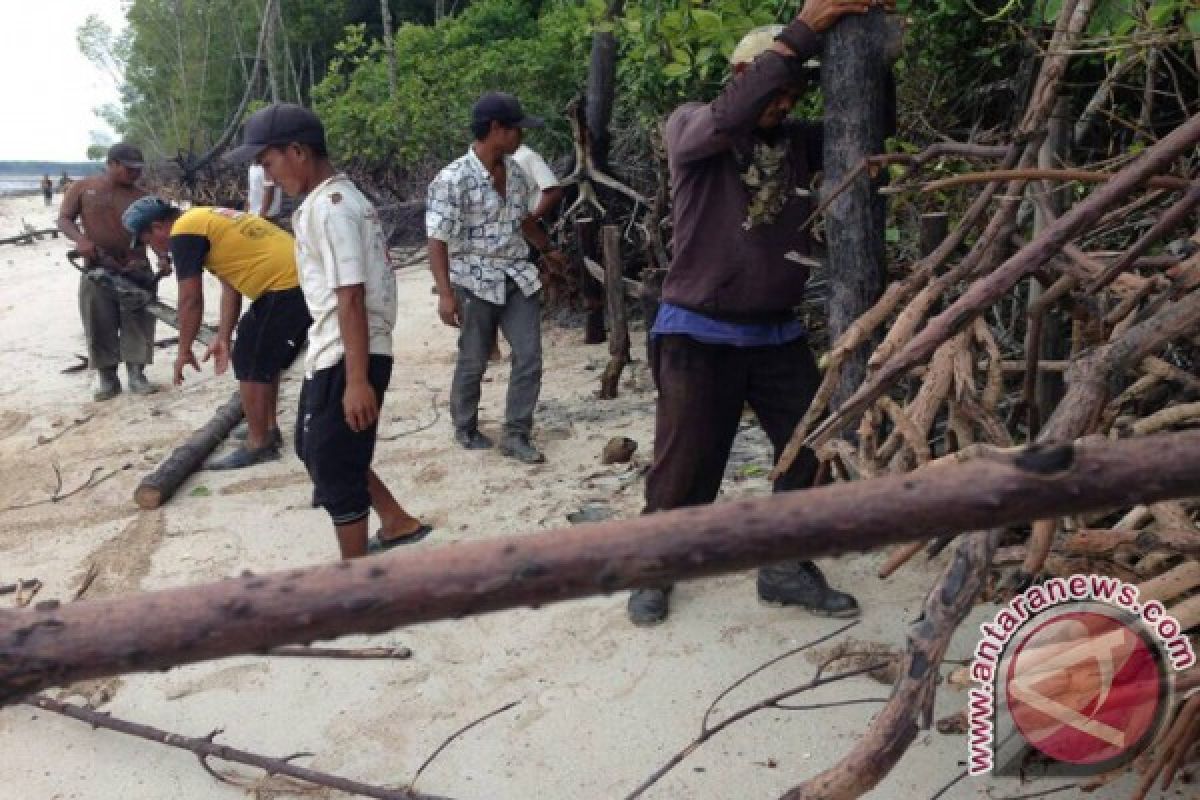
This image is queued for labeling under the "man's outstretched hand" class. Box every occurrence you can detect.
[798,0,895,33]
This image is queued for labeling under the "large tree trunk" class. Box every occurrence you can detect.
[822,11,891,405]
[6,430,1200,705]
[584,1,624,170]
[380,0,397,102]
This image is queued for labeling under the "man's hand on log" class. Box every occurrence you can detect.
[203,338,230,377]
[174,349,200,386]
[343,379,378,433]
[437,291,460,328]
[798,0,895,33]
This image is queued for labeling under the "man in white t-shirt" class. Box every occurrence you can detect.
[512,145,563,222]
[228,103,432,559]
[246,164,282,218]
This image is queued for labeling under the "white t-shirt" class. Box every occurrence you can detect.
[512,145,558,214]
[292,174,397,376]
[247,164,282,218]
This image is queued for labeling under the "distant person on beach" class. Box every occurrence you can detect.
[426,92,567,465]
[40,174,53,206]
[123,196,312,470]
[57,143,159,401]
[58,171,71,191]
[229,103,431,558]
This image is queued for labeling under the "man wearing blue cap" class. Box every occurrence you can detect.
[426,92,567,464]
[123,196,311,469]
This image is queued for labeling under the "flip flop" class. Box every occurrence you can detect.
[368,524,434,553]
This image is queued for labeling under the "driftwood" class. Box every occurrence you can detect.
[598,225,630,399]
[133,390,243,510]
[785,530,998,798]
[1016,288,1200,580]
[5,431,1200,704]
[25,694,445,800]
[0,228,61,246]
[789,109,1200,462]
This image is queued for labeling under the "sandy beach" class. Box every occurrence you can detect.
[0,191,1119,800]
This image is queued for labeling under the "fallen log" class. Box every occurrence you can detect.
[6,430,1200,704]
[133,390,243,510]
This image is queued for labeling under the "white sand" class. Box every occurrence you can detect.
[0,193,1134,799]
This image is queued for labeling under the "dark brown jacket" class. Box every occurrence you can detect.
[661,21,822,320]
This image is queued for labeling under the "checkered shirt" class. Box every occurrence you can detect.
[426,147,539,304]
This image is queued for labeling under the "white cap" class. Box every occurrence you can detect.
[730,25,785,66]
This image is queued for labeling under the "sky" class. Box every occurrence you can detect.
[0,0,127,162]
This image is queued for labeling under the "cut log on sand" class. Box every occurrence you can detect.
[133,390,243,510]
[6,429,1200,705]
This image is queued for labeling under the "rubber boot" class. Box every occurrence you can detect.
[757,561,860,618]
[92,367,121,402]
[126,364,159,395]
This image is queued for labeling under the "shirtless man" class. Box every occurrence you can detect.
[58,143,160,400]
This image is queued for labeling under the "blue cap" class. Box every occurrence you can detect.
[122,195,177,248]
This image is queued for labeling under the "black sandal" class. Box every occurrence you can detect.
[367,524,434,553]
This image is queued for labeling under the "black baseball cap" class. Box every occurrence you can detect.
[471,92,544,129]
[225,103,326,163]
[107,143,144,169]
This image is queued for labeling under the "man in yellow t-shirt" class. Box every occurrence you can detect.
[123,197,312,469]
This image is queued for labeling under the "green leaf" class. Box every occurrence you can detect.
[736,464,765,478]
[1187,8,1200,35]
[885,227,901,243]
[662,62,688,78]
[189,486,211,497]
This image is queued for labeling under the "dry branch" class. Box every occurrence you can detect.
[784,530,998,798]
[25,694,446,800]
[922,168,1194,194]
[789,110,1200,465]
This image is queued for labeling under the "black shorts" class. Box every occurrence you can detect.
[295,355,393,526]
[232,288,312,383]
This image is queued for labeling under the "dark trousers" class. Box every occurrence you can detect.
[450,281,543,438]
[78,274,155,370]
[645,335,820,514]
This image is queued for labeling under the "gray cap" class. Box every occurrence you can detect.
[107,142,145,169]
[225,103,326,163]
[471,92,544,130]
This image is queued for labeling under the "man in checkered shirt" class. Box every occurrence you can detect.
[427,92,567,465]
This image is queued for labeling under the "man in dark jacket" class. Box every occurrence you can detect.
[629,0,889,625]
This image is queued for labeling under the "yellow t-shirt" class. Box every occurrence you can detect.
[169,207,298,300]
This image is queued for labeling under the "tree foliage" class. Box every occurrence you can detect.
[86,0,1198,186]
